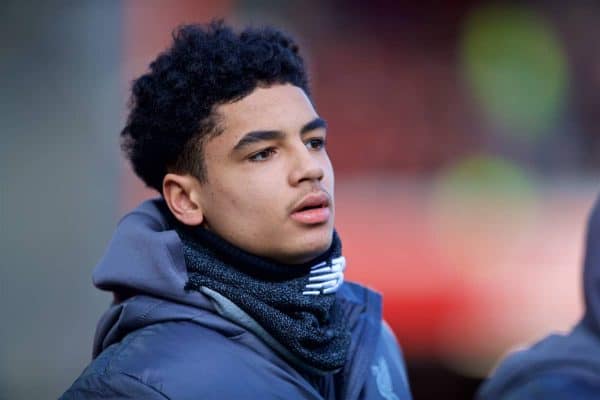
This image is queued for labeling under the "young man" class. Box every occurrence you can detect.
[61,21,412,399]
[476,194,600,399]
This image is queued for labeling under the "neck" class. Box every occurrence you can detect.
[177,224,341,281]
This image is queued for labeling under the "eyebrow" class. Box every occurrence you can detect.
[300,117,327,134]
[232,117,327,153]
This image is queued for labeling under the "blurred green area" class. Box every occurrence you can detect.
[435,154,534,201]
[462,4,568,139]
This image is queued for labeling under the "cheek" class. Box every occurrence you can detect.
[209,174,283,218]
[323,157,335,191]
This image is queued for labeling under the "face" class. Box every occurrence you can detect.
[194,84,335,264]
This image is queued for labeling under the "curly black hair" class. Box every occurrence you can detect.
[121,21,310,192]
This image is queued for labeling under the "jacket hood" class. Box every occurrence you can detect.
[477,193,600,398]
[91,198,217,356]
[93,198,213,308]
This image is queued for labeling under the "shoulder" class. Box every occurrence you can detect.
[477,323,600,400]
[368,320,412,399]
[338,281,382,306]
[483,372,600,400]
[351,320,412,400]
[63,320,323,399]
[339,281,410,385]
[337,280,413,399]
[60,370,168,399]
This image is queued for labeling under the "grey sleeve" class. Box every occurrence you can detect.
[59,372,169,400]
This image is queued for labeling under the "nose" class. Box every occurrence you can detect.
[288,144,324,186]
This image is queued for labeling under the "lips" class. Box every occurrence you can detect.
[290,192,331,224]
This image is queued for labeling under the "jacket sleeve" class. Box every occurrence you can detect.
[483,372,600,400]
[59,372,169,400]
[361,321,413,400]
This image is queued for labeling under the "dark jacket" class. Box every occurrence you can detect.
[477,194,600,399]
[60,199,412,399]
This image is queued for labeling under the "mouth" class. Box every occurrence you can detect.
[290,192,331,225]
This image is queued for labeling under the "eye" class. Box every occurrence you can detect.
[248,147,276,162]
[306,137,326,150]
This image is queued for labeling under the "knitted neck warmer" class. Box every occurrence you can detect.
[177,226,351,374]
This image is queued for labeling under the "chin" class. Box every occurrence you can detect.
[286,228,333,264]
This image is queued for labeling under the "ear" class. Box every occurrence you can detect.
[162,173,204,226]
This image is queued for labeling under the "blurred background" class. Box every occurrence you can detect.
[2,0,600,398]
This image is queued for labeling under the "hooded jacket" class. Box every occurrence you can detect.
[477,194,600,399]
[60,199,412,399]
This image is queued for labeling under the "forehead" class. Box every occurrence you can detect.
[215,84,318,135]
